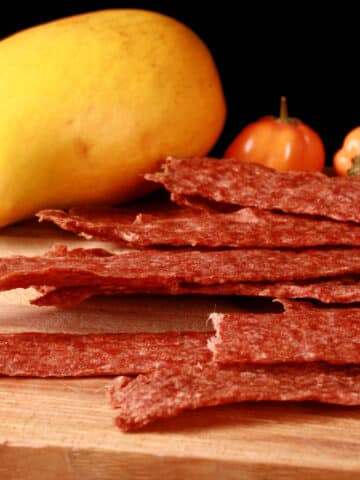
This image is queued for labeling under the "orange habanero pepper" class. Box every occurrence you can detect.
[333,127,360,176]
[224,97,325,172]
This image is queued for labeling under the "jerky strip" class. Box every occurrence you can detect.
[37,206,360,248]
[2,246,360,294]
[146,157,360,223]
[0,331,210,377]
[37,197,181,244]
[32,275,360,307]
[209,306,360,365]
[110,363,360,431]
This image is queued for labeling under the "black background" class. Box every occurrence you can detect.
[0,1,358,166]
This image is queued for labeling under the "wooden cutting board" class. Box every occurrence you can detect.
[1,220,360,480]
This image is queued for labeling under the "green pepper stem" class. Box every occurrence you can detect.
[279,96,288,122]
[348,156,360,177]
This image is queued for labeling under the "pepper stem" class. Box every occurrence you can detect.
[347,156,360,177]
[279,96,288,122]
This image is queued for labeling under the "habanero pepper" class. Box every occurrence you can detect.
[224,97,325,172]
[333,127,360,176]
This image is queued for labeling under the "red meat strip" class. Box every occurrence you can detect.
[0,331,210,377]
[1,246,360,295]
[33,286,103,307]
[32,275,360,307]
[146,157,360,223]
[109,363,360,431]
[37,198,181,245]
[45,244,115,258]
[208,306,360,364]
[37,206,360,248]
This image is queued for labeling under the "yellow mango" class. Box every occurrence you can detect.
[0,9,226,226]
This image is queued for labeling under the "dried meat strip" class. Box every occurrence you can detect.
[33,286,100,307]
[2,246,360,295]
[146,157,360,223]
[37,199,181,244]
[32,275,360,307]
[45,243,115,258]
[109,363,360,431]
[37,206,360,248]
[0,331,210,377]
[208,306,360,365]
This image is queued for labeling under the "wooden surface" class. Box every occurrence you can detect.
[1,221,360,479]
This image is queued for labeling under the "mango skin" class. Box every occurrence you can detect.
[0,9,226,226]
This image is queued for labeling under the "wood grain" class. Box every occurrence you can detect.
[0,221,360,479]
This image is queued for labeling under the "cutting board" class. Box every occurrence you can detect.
[1,220,360,480]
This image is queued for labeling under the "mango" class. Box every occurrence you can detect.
[0,9,226,226]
